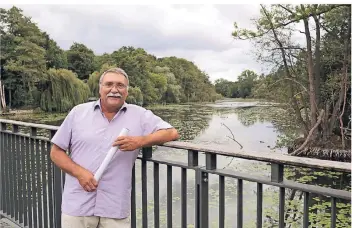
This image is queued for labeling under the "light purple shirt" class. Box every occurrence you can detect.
[51,100,173,219]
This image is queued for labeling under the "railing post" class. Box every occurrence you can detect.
[0,123,5,216]
[50,129,62,228]
[188,150,199,228]
[271,163,285,228]
[30,127,38,228]
[198,153,217,228]
[141,147,152,228]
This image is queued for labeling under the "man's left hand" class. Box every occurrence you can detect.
[112,136,145,151]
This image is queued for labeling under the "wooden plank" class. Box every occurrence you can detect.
[0,119,58,131]
[162,141,351,172]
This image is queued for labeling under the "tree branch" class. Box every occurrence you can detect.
[271,46,305,51]
[278,4,295,14]
[275,4,346,28]
[260,4,308,134]
[291,109,325,156]
[339,75,347,149]
[221,123,243,149]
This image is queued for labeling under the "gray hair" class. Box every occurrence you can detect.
[99,67,129,86]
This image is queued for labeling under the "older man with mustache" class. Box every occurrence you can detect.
[50,68,179,228]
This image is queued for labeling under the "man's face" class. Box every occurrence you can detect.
[99,72,129,110]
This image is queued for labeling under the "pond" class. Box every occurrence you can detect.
[2,100,351,227]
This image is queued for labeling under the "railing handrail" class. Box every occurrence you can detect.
[0,118,350,172]
[163,141,351,172]
[0,119,58,131]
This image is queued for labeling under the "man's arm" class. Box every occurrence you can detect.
[141,128,179,147]
[50,144,97,192]
[113,128,179,151]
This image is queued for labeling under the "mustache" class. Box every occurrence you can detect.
[107,93,122,98]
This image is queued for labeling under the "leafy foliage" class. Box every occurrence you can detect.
[230,4,351,149]
[39,69,90,112]
[0,6,221,112]
[214,70,259,98]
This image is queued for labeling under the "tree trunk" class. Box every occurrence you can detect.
[9,89,11,109]
[261,5,309,135]
[313,12,321,110]
[301,5,318,131]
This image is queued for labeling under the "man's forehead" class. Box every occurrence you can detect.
[102,72,126,81]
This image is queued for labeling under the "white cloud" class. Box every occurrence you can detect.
[4,4,272,82]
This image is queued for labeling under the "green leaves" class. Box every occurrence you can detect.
[39,68,90,112]
[66,42,95,80]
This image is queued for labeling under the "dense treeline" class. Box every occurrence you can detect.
[214,70,260,98]
[0,6,221,112]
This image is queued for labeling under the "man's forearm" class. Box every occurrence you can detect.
[142,128,179,147]
[50,145,84,178]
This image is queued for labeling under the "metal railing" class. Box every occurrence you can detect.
[0,119,350,228]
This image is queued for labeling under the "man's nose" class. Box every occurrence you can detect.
[111,86,119,92]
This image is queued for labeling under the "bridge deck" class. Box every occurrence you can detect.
[0,218,21,228]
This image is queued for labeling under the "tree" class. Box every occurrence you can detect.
[42,32,68,69]
[66,42,95,80]
[1,6,47,107]
[39,69,90,112]
[233,4,351,151]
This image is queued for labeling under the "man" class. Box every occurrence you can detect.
[50,67,179,228]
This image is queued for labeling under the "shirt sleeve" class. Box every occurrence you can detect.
[51,106,76,151]
[141,109,173,136]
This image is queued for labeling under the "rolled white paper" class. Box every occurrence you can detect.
[94,128,129,182]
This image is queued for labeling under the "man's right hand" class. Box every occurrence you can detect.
[75,167,98,192]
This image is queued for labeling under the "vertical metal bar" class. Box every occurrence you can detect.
[17,133,24,224]
[4,130,9,215]
[154,163,159,228]
[131,164,136,228]
[256,183,262,228]
[167,165,172,228]
[21,136,28,227]
[237,179,243,228]
[142,147,153,159]
[195,169,200,228]
[181,167,187,228]
[271,163,284,183]
[279,187,285,228]
[53,161,62,228]
[0,129,2,213]
[47,130,56,228]
[141,147,152,228]
[271,163,285,228]
[187,150,198,167]
[26,137,32,228]
[12,125,19,221]
[303,192,309,228]
[36,139,43,228]
[0,123,5,215]
[30,128,38,228]
[41,140,48,228]
[0,127,3,214]
[205,153,216,170]
[9,130,14,218]
[141,159,148,228]
[219,175,225,228]
[330,197,336,228]
[51,127,63,228]
[199,171,209,228]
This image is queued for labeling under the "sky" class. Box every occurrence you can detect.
[3,4,274,82]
